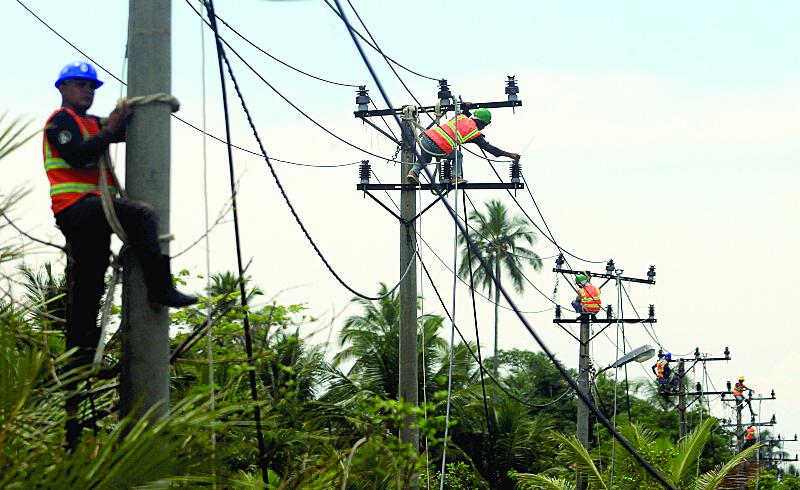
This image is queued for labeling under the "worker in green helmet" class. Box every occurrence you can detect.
[571,273,602,317]
[407,106,521,185]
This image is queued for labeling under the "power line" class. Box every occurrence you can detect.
[321,0,440,82]
[205,0,268,481]
[205,2,414,302]
[213,11,360,88]
[332,3,674,487]
[184,0,407,164]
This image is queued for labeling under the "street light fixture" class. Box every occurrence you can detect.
[595,344,655,378]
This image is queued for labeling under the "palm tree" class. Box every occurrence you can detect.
[458,199,542,377]
[511,418,761,489]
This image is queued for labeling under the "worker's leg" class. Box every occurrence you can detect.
[55,196,112,450]
[111,197,197,307]
[450,149,464,178]
[571,299,582,312]
[410,135,438,175]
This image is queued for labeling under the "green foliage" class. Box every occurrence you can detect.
[422,461,490,489]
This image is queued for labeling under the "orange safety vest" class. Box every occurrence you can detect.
[43,107,115,215]
[578,284,602,313]
[424,114,482,154]
[746,427,755,440]
[733,382,744,396]
[656,359,669,379]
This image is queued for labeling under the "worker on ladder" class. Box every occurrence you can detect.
[406,106,520,185]
[570,273,601,318]
[44,61,197,449]
[733,375,756,417]
[651,352,679,394]
[742,425,757,451]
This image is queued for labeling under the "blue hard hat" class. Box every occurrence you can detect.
[55,61,103,89]
[664,352,672,360]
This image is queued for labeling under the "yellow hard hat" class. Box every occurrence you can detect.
[738,376,745,381]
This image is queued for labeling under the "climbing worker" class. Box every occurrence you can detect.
[44,61,198,449]
[570,273,602,317]
[732,375,756,417]
[651,352,679,394]
[406,106,521,185]
[742,425,757,451]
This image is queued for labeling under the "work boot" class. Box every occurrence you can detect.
[451,176,467,185]
[406,169,420,184]
[142,254,198,308]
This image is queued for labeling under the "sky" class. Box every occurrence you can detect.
[1,0,798,456]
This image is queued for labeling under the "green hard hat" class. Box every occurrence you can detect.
[575,274,589,286]
[473,108,492,125]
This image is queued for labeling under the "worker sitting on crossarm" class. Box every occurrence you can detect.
[44,61,198,448]
[570,273,602,317]
[652,352,679,393]
[733,375,757,417]
[742,425,757,451]
[406,107,520,185]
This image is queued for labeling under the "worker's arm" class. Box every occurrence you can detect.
[45,111,114,168]
[468,135,521,161]
[651,363,658,375]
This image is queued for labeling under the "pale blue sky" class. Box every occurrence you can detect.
[2,0,799,456]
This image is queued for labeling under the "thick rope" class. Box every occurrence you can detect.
[92,93,181,366]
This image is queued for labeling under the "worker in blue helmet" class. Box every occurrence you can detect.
[652,352,678,394]
[44,61,197,450]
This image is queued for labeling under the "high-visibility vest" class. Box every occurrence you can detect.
[578,284,602,313]
[746,427,755,440]
[656,359,669,379]
[733,382,744,396]
[43,107,115,215]
[424,114,482,154]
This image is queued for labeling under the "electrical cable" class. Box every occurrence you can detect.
[204,2,417,303]
[342,0,436,124]
[184,0,407,164]
[461,191,576,312]
[15,0,363,170]
[213,11,360,88]
[417,252,565,410]
[332,3,675,484]
[463,191,498,488]
[321,0,440,82]
[198,0,217,477]
[438,186,460,490]
[369,170,556,315]
[204,1,268,483]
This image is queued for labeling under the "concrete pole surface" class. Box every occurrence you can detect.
[576,316,591,490]
[398,114,419,469]
[120,0,172,420]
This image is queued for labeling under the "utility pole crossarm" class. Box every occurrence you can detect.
[354,100,522,118]
[553,267,656,285]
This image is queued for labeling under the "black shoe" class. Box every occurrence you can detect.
[154,288,198,308]
[143,254,199,308]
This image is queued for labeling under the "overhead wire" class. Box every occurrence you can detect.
[184,0,408,164]
[198,0,217,477]
[320,0,440,82]
[369,170,556,315]
[213,11,360,88]
[331,3,674,486]
[204,0,268,483]
[202,1,417,302]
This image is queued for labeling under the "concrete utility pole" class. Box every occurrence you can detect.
[398,109,419,456]
[576,314,591,490]
[678,360,687,438]
[121,0,172,420]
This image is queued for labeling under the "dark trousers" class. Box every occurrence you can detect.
[55,194,160,448]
